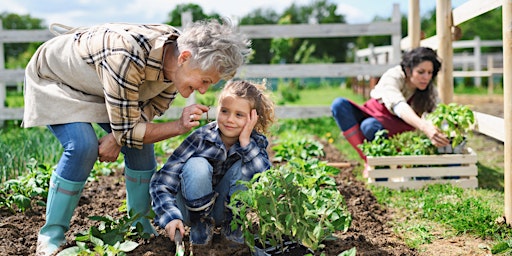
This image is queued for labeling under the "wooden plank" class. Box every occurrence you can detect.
[369,177,478,189]
[474,111,505,142]
[452,0,502,26]
[0,107,24,120]
[327,162,354,168]
[367,151,477,166]
[367,165,477,178]
[453,70,493,77]
[239,22,400,39]
[0,29,54,43]
[236,63,394,78]
[0,63,395,84]
[0,69,25,83]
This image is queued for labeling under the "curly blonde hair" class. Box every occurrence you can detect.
[217,80,276,134]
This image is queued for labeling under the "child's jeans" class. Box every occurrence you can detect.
[176,157,242,225]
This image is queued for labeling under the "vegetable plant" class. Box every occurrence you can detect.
[57,210,152,256]
[271,137,325,162]
[229,157,352,253]
[0,159,51,213]
[426,103,475,151]
[359,130,440,157]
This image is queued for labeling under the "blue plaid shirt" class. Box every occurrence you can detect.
[150,121,271,228]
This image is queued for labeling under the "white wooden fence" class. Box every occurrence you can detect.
[1,0,512,223]
[0,4,402,121]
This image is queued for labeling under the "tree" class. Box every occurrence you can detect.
[421,6,502,54]
[280,0,348,63]
[239,8,279,64]
[165,4,220,27]
[0,12,45,68]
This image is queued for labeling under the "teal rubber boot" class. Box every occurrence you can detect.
[36,173,86,256]
[125,167,158,236]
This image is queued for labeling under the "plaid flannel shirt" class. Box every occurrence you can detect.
[75,23,180,148]
[150,121,271,228]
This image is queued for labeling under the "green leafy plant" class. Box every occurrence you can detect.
[0,159,51,213]
[57,210,153,256]
[426,103,475,150]
[359,130,437,157]
[229,157,352,253]
[271,137,325,162]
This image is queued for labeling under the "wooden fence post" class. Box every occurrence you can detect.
[488,55,494,95]
[0,20,5,127]
[408,0,421,49]
[474,36,482,87]
[181,11,196,107]
[502,0,512,225]
[436,0,454,104]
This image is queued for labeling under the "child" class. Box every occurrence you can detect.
[150,80,276,246]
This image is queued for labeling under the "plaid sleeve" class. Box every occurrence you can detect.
[238,132,271,181]
[79,27,148,148]
[150,129,205,228]
[139,86,178,121]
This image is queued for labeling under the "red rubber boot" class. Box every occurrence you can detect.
[343,125,371,178]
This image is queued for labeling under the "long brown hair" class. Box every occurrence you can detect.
[400,47,442,115]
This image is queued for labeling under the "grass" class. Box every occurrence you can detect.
[1,84,510,253]
[284,85,366,106]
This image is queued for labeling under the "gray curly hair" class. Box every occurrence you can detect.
[177,18,252,80]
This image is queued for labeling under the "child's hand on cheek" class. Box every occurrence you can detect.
[239,109,258,147]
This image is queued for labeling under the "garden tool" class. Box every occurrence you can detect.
[36,172,86,256]
[124,167,158,236]
[174,231,185,256]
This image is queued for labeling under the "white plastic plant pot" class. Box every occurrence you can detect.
[437,139,467,154]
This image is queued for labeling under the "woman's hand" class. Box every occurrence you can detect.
[165,219,185,242]
[177,104,210,134]
[423,123,450,147]
[239,109,258,147]
[98,133,121,162]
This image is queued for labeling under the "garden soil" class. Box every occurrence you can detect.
[0,95,502,256]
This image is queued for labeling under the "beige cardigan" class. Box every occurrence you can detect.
[22,23,178,148]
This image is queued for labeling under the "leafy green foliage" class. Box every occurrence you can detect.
[272,137,325,162]
[57,211,152,256]
[230,157,352,252]
[426,103,475,149]
[0,159,51,213]
[359,130,437,157]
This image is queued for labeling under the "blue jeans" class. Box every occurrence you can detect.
[331,97,385,141]
[48,122,156,182]
[175,157,242,226]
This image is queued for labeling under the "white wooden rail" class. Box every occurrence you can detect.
[0,5,403,122]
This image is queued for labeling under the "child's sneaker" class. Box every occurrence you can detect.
[221,221,244,245]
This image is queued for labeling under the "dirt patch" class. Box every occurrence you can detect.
[0,95,502,256]
[0,143,418,256]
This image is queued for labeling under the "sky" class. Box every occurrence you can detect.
[1,0,467,28]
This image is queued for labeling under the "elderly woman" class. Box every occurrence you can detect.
[22,19,251,256]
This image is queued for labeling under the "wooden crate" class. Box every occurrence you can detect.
[366,148,478,189]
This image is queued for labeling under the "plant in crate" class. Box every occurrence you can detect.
[426,103,476,154]
[229,158,353,255]
[359,130,437,157]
